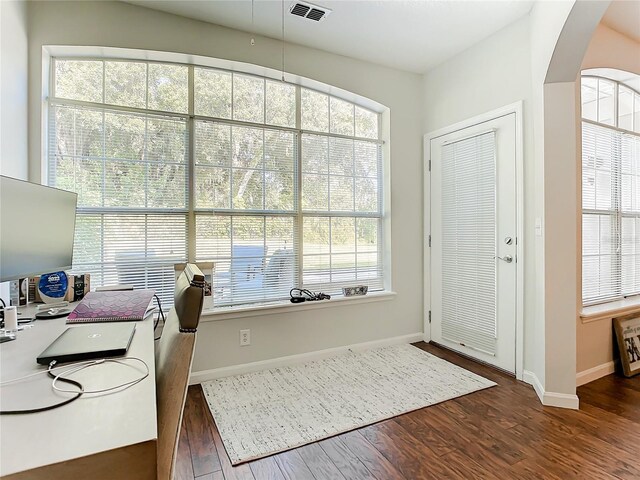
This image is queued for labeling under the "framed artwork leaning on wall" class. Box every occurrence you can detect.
[613,314,640,378]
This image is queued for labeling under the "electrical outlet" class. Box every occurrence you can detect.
[240,329,251,346]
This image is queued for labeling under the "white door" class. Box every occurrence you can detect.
[430,113,517,373]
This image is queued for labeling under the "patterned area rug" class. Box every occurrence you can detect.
[201,344,496,465]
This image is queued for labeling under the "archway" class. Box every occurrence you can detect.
[534,1,611,407]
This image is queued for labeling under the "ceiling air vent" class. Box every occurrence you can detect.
[289,1,332,22]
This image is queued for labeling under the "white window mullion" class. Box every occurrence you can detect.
[295,85,304,291]
[187,65,196,263]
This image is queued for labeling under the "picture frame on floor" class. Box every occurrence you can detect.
[613,314,640,378]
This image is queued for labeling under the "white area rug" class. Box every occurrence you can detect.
[201,344,496,465]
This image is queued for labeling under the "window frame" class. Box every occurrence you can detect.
[581,74,640,306]
[47,55,388,310]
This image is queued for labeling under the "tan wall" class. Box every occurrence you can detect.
[582,24,640,73]
[577,23,640,375]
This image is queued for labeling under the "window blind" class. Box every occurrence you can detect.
[49,58,385,310]
[72,214,188,304]
[194,119,298,307]
[301,133,384,294]
[48,102,189,305]
[621,132,640,297]
[582,121,640,304]
[440,132,497,355]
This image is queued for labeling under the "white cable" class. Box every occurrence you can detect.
[51,357,149,394]
[0,359,98,385]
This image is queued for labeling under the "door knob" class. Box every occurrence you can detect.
[494,254,513,263]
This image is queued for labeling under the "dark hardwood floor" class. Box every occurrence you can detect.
[176,342,640,480]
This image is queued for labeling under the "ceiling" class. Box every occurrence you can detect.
[601,0,640,43]
[124,0,534,73]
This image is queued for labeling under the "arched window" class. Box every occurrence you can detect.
[47,57,386,309]
[581,69,640,305]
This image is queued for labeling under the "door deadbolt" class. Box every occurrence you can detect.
[504,236,513,245]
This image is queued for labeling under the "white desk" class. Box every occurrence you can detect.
[0,308,157,479]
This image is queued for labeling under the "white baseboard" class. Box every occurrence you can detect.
[542,391,580,409]
[576,361,616,387]
[522,370,544,402]
[522,370,579,410]
[190,332,425,385]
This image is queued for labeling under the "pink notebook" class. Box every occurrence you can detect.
[66,289,155,323]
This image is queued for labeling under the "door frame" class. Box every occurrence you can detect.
[423,101,524,381]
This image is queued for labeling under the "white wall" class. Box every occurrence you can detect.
[423,2,606,406]
[530,0,609,401]
[27,1,425,373]
[528,0,577,393]
[0,0,29,303]
[422,16,539,376]
[0,0,28,180]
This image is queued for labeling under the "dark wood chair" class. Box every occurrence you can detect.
[155,264,205,480]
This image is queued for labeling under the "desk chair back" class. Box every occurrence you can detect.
[156,264,205,480]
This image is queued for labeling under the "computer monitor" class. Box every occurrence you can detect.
[0,176,78,283]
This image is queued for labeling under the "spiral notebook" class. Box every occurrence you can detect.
[66,289,155,324]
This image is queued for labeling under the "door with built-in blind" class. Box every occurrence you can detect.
[430,113,517,373]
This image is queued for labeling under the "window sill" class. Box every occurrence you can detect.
[200,291,397,322]
[580,296,640,324]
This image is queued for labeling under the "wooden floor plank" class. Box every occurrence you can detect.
[338,431,406,480]
[297,443,345,480]
[392,414,453,457]
[177,343,640,480]
[272,450,315,480]
[249,456,286,480]
[438,449,502,480]
[319,436,375,480]
[184,387,222,476]
[175,416,195,480]
[359,421,459,480]
[195,473,224,480]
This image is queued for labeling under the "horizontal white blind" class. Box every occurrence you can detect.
[195,215,297,306]
[72,214,187,305]
[300,133,383,294]
[621,133,640,297]
[48,102,189,305]
[582,122,620,303]
[582,122,640,303]
[50,58,385,310]
[441,132,497,355]
[302,216,383,294]
[581,75,640,306]
[194,119,298,306]
[194,120,296,211]
[582,122,619,213]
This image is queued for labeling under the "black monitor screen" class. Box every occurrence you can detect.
[0,176,77,282]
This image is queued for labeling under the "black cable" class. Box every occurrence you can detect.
[0,297,6,328]
[289,288,331,302]
[0,361,84,415]
[153,294,165,341]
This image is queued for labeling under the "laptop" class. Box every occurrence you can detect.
[36,323,136,365]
